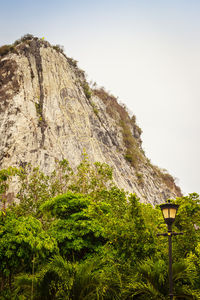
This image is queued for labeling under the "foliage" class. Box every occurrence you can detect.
[0,159,200,298]
[13,33,35,46]
[41,192,107,260]
[0,167,19,211]
[0,34,35,57]
[185,244,200,292]
[49,159,73,197]
[122,258,199,299]
[15,255,122,299]
[0,44,17,57]
[92,87,127,121]
[0,209,58,294]
[90,100,99,115]
[68,152,113,195]
[10,155,113,217]
[150,165,182,197]
[82,82,92,99]
[67,56,78,68]
[101,193,157,264]
[93,88,143,170]
[14,255,74,299]
[121,120,143,169]
[173,193,200,257]
[136,172,144,185]
[52,44,65,55]
[17,165,51,216]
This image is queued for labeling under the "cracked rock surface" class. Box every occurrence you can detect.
[0,38,181,205]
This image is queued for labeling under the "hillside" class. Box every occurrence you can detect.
[0,35,181,205]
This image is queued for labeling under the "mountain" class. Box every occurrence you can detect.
[0,35,181,205]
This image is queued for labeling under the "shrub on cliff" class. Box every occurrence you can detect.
[0,45,16,57]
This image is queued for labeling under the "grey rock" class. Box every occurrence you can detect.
[0,38,182,205]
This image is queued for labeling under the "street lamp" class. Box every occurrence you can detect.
[157,200,183,300]
[160,201,179,231]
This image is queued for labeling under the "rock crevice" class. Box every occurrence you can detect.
[0,37,182,204]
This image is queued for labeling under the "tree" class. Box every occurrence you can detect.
[122,258,199,299]
[40,192,107,260]
[15,255,122,299]
[173,193,200,258]
[17,166,51,216]
[16,155,114,217]
[98,192,157,264]
[49,159,73,197]
[0,167,19,212]
[68,151,113,195]
[0,208,58,296]
[184,243,200,297]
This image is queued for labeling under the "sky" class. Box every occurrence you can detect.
[1,0,200,196]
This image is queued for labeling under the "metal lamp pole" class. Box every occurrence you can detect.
[157,201,183,300]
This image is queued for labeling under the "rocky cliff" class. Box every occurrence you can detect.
[0,36,182,205]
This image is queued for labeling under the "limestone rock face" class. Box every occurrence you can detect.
[0,38,181,205]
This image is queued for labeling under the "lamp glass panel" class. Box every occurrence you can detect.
[169,208,177,219]
[162,208,169,219]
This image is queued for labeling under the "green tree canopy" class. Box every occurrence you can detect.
[41,192,108,260]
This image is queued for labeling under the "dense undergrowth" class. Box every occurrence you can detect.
[0,154,200,299]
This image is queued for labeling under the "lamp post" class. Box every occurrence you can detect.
[157,200,183,300]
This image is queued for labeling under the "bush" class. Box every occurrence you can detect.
[0,45,16,57]
[93,88,143,170]
[0,34,35,57]
[53,44,64,54]
[90,101,99,115]
[152,166,182,196]
[13,34,35,46]
[67,57,78,68]
[20,34,34,42]
[121,121,143,169]
[136,172,144,185]
[82,82,92,100]
[124,152,134,163]
[93,88,128,121]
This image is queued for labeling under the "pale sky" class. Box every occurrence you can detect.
[1,0,200,195]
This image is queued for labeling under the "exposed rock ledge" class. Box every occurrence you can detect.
[0,37,182,205]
